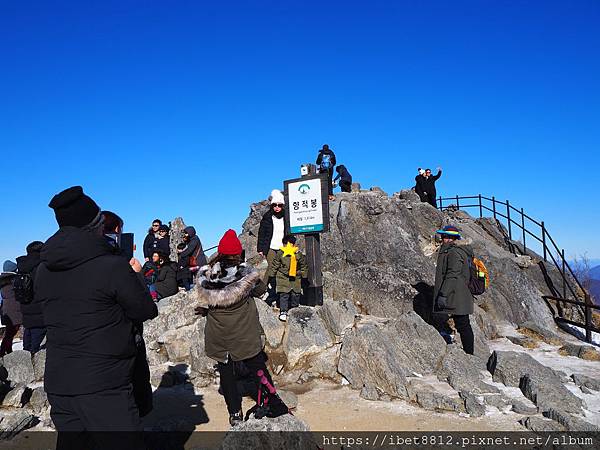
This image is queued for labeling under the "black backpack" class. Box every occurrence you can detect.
[13,273,34,304]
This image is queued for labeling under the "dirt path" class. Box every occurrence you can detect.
[142,381,525,432]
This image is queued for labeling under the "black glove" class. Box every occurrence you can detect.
[434,295,448,312]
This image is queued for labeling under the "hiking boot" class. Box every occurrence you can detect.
[229,411,243,427]
[279,312,288,322]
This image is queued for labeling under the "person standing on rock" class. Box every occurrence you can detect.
[433,225,475,355]
[421,167,442,208]
[15,241,46,353]
[316,144,337,200]
[176,226,207,291]
[34,186,157,449]
[414,168,427,202]
[194,229,288,426]
[333,164,353,193]
[267,234,308,322]
[154,224,171,256]
[143,218,162,261]
[0,260,21,357]
[257,189,286,305]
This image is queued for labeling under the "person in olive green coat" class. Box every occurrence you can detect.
[267,235,308,322]
[433,225,475,355]
[193,229,287,426]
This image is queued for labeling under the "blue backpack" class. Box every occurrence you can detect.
[320,154,332,170]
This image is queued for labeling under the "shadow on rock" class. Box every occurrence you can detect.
[142,364,210,450]
[412,282,453,344]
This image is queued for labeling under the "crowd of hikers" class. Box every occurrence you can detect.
[0,144,475,448]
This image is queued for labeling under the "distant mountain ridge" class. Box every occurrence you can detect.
[590,264,600,281]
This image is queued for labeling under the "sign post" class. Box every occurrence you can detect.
[284,166,330,306]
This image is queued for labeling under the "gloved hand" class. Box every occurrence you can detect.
[434,295,448,311]
[194,306,208,316]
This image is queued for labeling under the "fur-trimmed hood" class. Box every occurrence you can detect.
[196,263,260,308]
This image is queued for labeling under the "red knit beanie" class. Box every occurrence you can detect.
[218,229,243,255]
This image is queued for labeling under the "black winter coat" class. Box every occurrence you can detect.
[421,170,442,200]
[143,233,158,259]
[257,210,282,255]
[177,226,207,281]
[152,236,171,257]
[155,262,179,299]
[35,227,157,395]
[334,165,352,184]
[16,251,43,328]
[415,174,427,202]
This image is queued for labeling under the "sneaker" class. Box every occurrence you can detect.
[229,411,243,427]
[279,312,288,322]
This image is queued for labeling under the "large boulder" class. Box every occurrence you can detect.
[282,307,334,369]
[189,317,216,385]
[32,350,46,382]
[2,351,34,385]
[0,410,37,439]
[317,298,357,338]
[255,298,286,349]
[221,415,313,450]
[338,313,446,399]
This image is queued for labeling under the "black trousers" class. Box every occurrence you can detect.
[279,292,300,313]
[217,352,274,415]
[48,384,145,450]
[23,327,46,353]
[339,180,352,193]
[452,314,474,355]
[326,168,334,196]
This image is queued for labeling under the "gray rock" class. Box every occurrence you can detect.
[360,384,380,401]
[189,317,216,381]
[520,416,566,432]
[520,374,583,416]
[487,351,557,387]
[2,351,34,385]
[581,386,593,395]
[338,313,446,400]
[506,335,538,348]
[543,409,600,432]
[1,385,30,408]
[484,394,509,410]
[32,350,46,382]
[407,379,464,412]
[460,391,486,417]
[559,344,600,361]
[143,291,199,344]
[517,322,563,346]
[255,297,285,348]
[318,298,357,337]
[572,373,600,391]
[168,217,187,262]
[437,345,498,395]
[0,410,37,439]
[297,345,341,383]
[158,324,195,363]
[221,415,313,450]
[511,399,538,415]
[28,387,48,414]
[282,307,334,368]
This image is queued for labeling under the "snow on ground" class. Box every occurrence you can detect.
[559,322,600,346]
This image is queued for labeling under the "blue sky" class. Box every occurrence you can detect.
[1,0,599,264]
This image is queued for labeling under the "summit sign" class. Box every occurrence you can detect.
[284,174,330,234]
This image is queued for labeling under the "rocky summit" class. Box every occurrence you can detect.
[2,187,599,441]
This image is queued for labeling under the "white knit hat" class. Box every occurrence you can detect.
[270,189,285,205]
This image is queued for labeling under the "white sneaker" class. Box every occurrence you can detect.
[279,313,288,322]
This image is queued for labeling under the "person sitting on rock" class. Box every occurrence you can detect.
[267,235,308,322]
[333,164,353,193]
[152,251,179,300]
[257,189,286,306]
[433,225,475,355]
[194,229,289,426]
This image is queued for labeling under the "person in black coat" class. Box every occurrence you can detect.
[153,225,171,256]
[143,219,162,261]
[177,226,207,291]
[16,241,46,354]
[421,168,442,207]
[334,165,353,193]
[35,186,157,449]
[153,252,179,300]
[316,144,337,198]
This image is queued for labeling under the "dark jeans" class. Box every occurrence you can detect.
[0,321,20,357]
[326,168,334,196]
[452,314,474,355]
[48,384,144,450]
[24,327,46,353]
[279,292,300,313]
[217,353,274,415]
[340,180,352,193]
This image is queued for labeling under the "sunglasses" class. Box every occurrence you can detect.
[273,203,284,208]
[152,224,160,227]
[158,230,167,234]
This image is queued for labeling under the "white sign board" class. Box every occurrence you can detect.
[287,177,325,233]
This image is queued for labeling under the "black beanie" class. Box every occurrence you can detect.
[49,186,100,228]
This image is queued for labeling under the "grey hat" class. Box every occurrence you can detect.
[2,260,17,273]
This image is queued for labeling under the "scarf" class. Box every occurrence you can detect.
[280,243,299,277]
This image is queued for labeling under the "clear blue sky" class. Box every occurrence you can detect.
[1,0,599,264]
